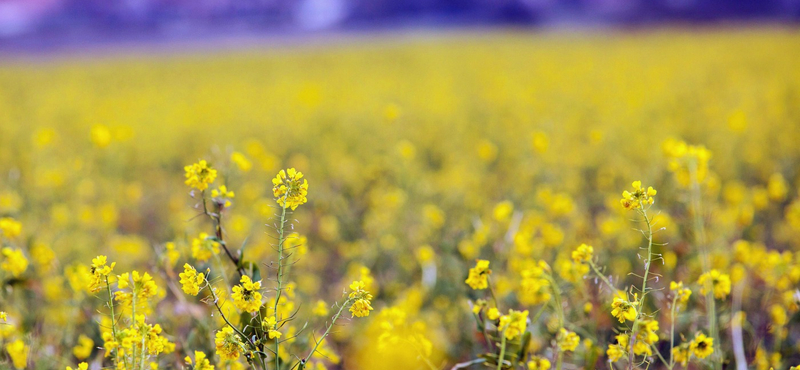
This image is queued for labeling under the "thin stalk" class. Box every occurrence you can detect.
[496,331,507,370]
[544,273,565,370]
[302,298,352,364]
[689,163,720,370]
[627,203,654,370]
[105,277,128,369]
[274,193,290,370]
[588,260,616,293]
[669,296,678,369]
[206,280,266,370]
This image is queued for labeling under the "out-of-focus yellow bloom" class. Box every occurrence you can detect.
[211,185,235,207]
[670,281,692,305]
[465,259,491,290]
[0,312,6,321]
[5,339,28,369]
[557,328,579,352]
[498,309,528,340]
[571,243,593,263]
[272,168,309,210]
[66,363,89,370]
[230,151,252,172]
[231,275,262,313]
[486,307,500,321]
[689,333,714,359]
[191,233,220,262]
[527,355,551,370]
[1,247,28,277]
[672,343,690,366]
[606,333,629,362]
[72,334,94,360]
[185,351,214,370]
[179,263,205,296]
[698,269,731,299]
[493,201,514,222]
[620,181,657,210]
[184,160,217,191]
[0,217,22,239]
[313,300,329,317]
[215,326,242,361]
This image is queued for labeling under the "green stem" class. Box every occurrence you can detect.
[274,194,289,370]
[206,279,266,370]
[588,260,616,293]
[302,298,352,364]
[496,330,507,370]
[627,204,654,369]
[105,276,127,369]
[669,296,678,369]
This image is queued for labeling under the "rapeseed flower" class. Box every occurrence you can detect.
[231,275,262,313]
[184,160,217,191]
[215,326,242,361]
[498,309,528,340]
[689,333,714,359]
[272,168,309,210]
[620,181,657,210]
[1,247,28,277]
[557,328,579,352]
[698,269,731,299]
[5,339,28,369]
[191,233,220,262]
[465,259,491,290]
[179,263,205,296]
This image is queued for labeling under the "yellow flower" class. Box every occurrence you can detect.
[89,255,116,292]
[312,300,329,317]
[117,270,159,300]
[211,185,235,207]
[184,160,217,191]
[230,151,252,172]
[557,328,579,352]
[66,363,89,370]
[272,168,309,210]
[0,217,22,239]
[191,233,220,262]
[0,311,6,321]
[527,356,551,370]
[620,181,657,210]
[498,309,529,340]
[215,326,242,361]
[72,334,94,360]
[663,139,711,187]
[606,333,629,362]
[262,316,282,339]
[610,293,637,323]
[348,280,374,318]
[689,333,714,359]
[698,269,731,299]
[636,319,659,345]
[5,339,28,369]
[670,281,692,305]
[571,243,593,264]
[231,275,263,313]
[487,307,500,321]
[179,263,205,296]
[465,259,492,290]
[1,247,28,277]
[186,351,215,370]
[672,343,690,367]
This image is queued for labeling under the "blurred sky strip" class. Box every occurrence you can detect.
[0,0,798,51]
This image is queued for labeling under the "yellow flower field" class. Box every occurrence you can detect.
[0,27,799,369]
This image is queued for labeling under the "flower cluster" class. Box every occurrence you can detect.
[272,168,309,210]
[179,263,205,296]
[184,160,218,191]
[620,180,657,210]
[349,280,374,317]
[465,259,492,290]
[231,275,263,313]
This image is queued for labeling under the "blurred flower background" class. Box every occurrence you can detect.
[1,3,799,370]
